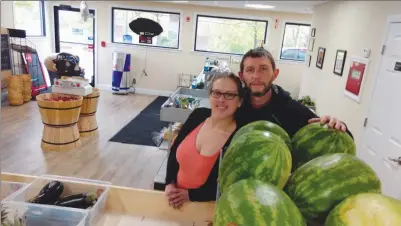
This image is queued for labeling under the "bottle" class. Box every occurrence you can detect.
[204,57,210,72]
[191,75,197,89]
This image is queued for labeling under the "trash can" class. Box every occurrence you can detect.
[112,52,131,94]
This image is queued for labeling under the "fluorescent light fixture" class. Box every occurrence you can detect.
[245,3,275,9]
[171,1,188,3]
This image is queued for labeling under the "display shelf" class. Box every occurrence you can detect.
[160,87,210,124]
[1,173,215,226]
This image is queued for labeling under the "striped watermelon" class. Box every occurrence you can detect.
[219,131,291,194]
[285,153,381,222]
[325,193,401,226]
[291,122,356,170]
[233,120,291,149]
[214,179,306,226]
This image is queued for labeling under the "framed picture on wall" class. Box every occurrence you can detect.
[316,47,326,69]
[333,50,347,76]
[308,38,315,52]
[306,54,312,67]
[311,28,316,37]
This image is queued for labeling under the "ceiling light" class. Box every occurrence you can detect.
[245,3,275,9]
[171,1,188,3]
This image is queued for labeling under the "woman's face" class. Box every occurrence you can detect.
[209,78,242,120]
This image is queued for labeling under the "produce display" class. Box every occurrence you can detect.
[42,95,81,102]
[164,94,201,110]
[325,193,401,226]
[1,204,26,226]
[285,153,381,222]
[214,179,306,226]
[232,120,291,149]
[214,121,392,226]
[28,181,98,209]
[218,130,291,193]
[291,122,356,170]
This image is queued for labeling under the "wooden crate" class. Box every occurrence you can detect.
[1,173,215,226]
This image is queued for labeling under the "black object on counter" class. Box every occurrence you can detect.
[55,193,97,209]
[29,181,64,204]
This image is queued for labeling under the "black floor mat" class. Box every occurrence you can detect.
[109,96,169,147]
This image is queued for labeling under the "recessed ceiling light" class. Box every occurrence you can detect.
[245,3,275,9]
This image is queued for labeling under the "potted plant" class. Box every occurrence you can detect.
[297,95,316,112]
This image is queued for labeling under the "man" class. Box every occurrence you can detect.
[237,47,352,137]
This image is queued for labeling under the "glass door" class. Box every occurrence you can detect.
[54,5,95,86]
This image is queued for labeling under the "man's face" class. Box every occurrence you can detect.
[239,56,279,97]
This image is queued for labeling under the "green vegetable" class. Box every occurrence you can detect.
[214,179,306,226]
[291,122,356,170]
[285,153,381,223]
[219,131,291,193]
[232,120,291,149]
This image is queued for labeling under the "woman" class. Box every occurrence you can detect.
[165,73,243,208]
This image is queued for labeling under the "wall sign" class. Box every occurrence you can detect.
[344,57,370,103]
[395,62,401,72]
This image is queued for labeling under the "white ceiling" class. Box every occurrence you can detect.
[167,1,326,14]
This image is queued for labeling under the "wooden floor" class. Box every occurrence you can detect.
[0,90,167,190]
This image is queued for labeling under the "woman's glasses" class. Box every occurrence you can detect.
[210,90,239,100]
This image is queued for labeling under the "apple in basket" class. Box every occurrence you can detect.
[43,96,80,102]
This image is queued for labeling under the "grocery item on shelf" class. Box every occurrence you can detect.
[28,181,98,210]
[55,193,98,209]
[291,122,356,171]
[164,94,202,110]
[219,130,291,193]
[29,181,64,205]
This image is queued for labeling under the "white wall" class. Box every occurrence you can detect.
[299,1,401,147]
[1,1,312,97]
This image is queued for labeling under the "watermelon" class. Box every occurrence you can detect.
[325,193,401,226]
[214,179,306,226]
[285,153,381,222]
[219,131,291,194]
[291,122,356,170]
[233,120,291,149]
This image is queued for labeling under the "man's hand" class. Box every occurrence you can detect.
[308,115,347,132]
[168,188,189,209]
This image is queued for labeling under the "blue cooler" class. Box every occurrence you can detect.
[112,52,131,94]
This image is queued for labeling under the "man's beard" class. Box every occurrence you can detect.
[249,83,272,97]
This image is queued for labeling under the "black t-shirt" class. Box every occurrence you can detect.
[236,85,319,137]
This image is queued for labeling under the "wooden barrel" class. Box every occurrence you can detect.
[8,76,23,106]
[21,74,32,102]
[78,88,100,137]
[36,93,83,151]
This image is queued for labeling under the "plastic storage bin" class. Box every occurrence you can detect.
[5,175,111,224]
[160,87,210,123]
[1,181,27,200]
[1,200,87,226]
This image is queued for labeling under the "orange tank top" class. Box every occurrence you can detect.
[176,122,221,189]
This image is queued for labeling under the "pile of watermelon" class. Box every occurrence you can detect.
[213,121,401,226]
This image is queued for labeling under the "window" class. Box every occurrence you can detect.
[194,15,268,55]
[280,23,311,61]
[112,7,180,49]
[13,1,46,36]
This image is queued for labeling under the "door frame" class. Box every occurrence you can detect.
[53,4,97,87]
[360,14,401,150]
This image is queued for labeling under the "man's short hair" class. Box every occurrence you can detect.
[240,47,276,72]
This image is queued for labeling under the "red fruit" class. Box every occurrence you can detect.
[76,83,80,87]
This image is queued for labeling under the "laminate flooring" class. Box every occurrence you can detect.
[0,90,167,189]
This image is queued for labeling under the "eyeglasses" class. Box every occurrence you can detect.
[210,90,239,100]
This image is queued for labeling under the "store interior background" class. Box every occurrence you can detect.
[1,0,401,188]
